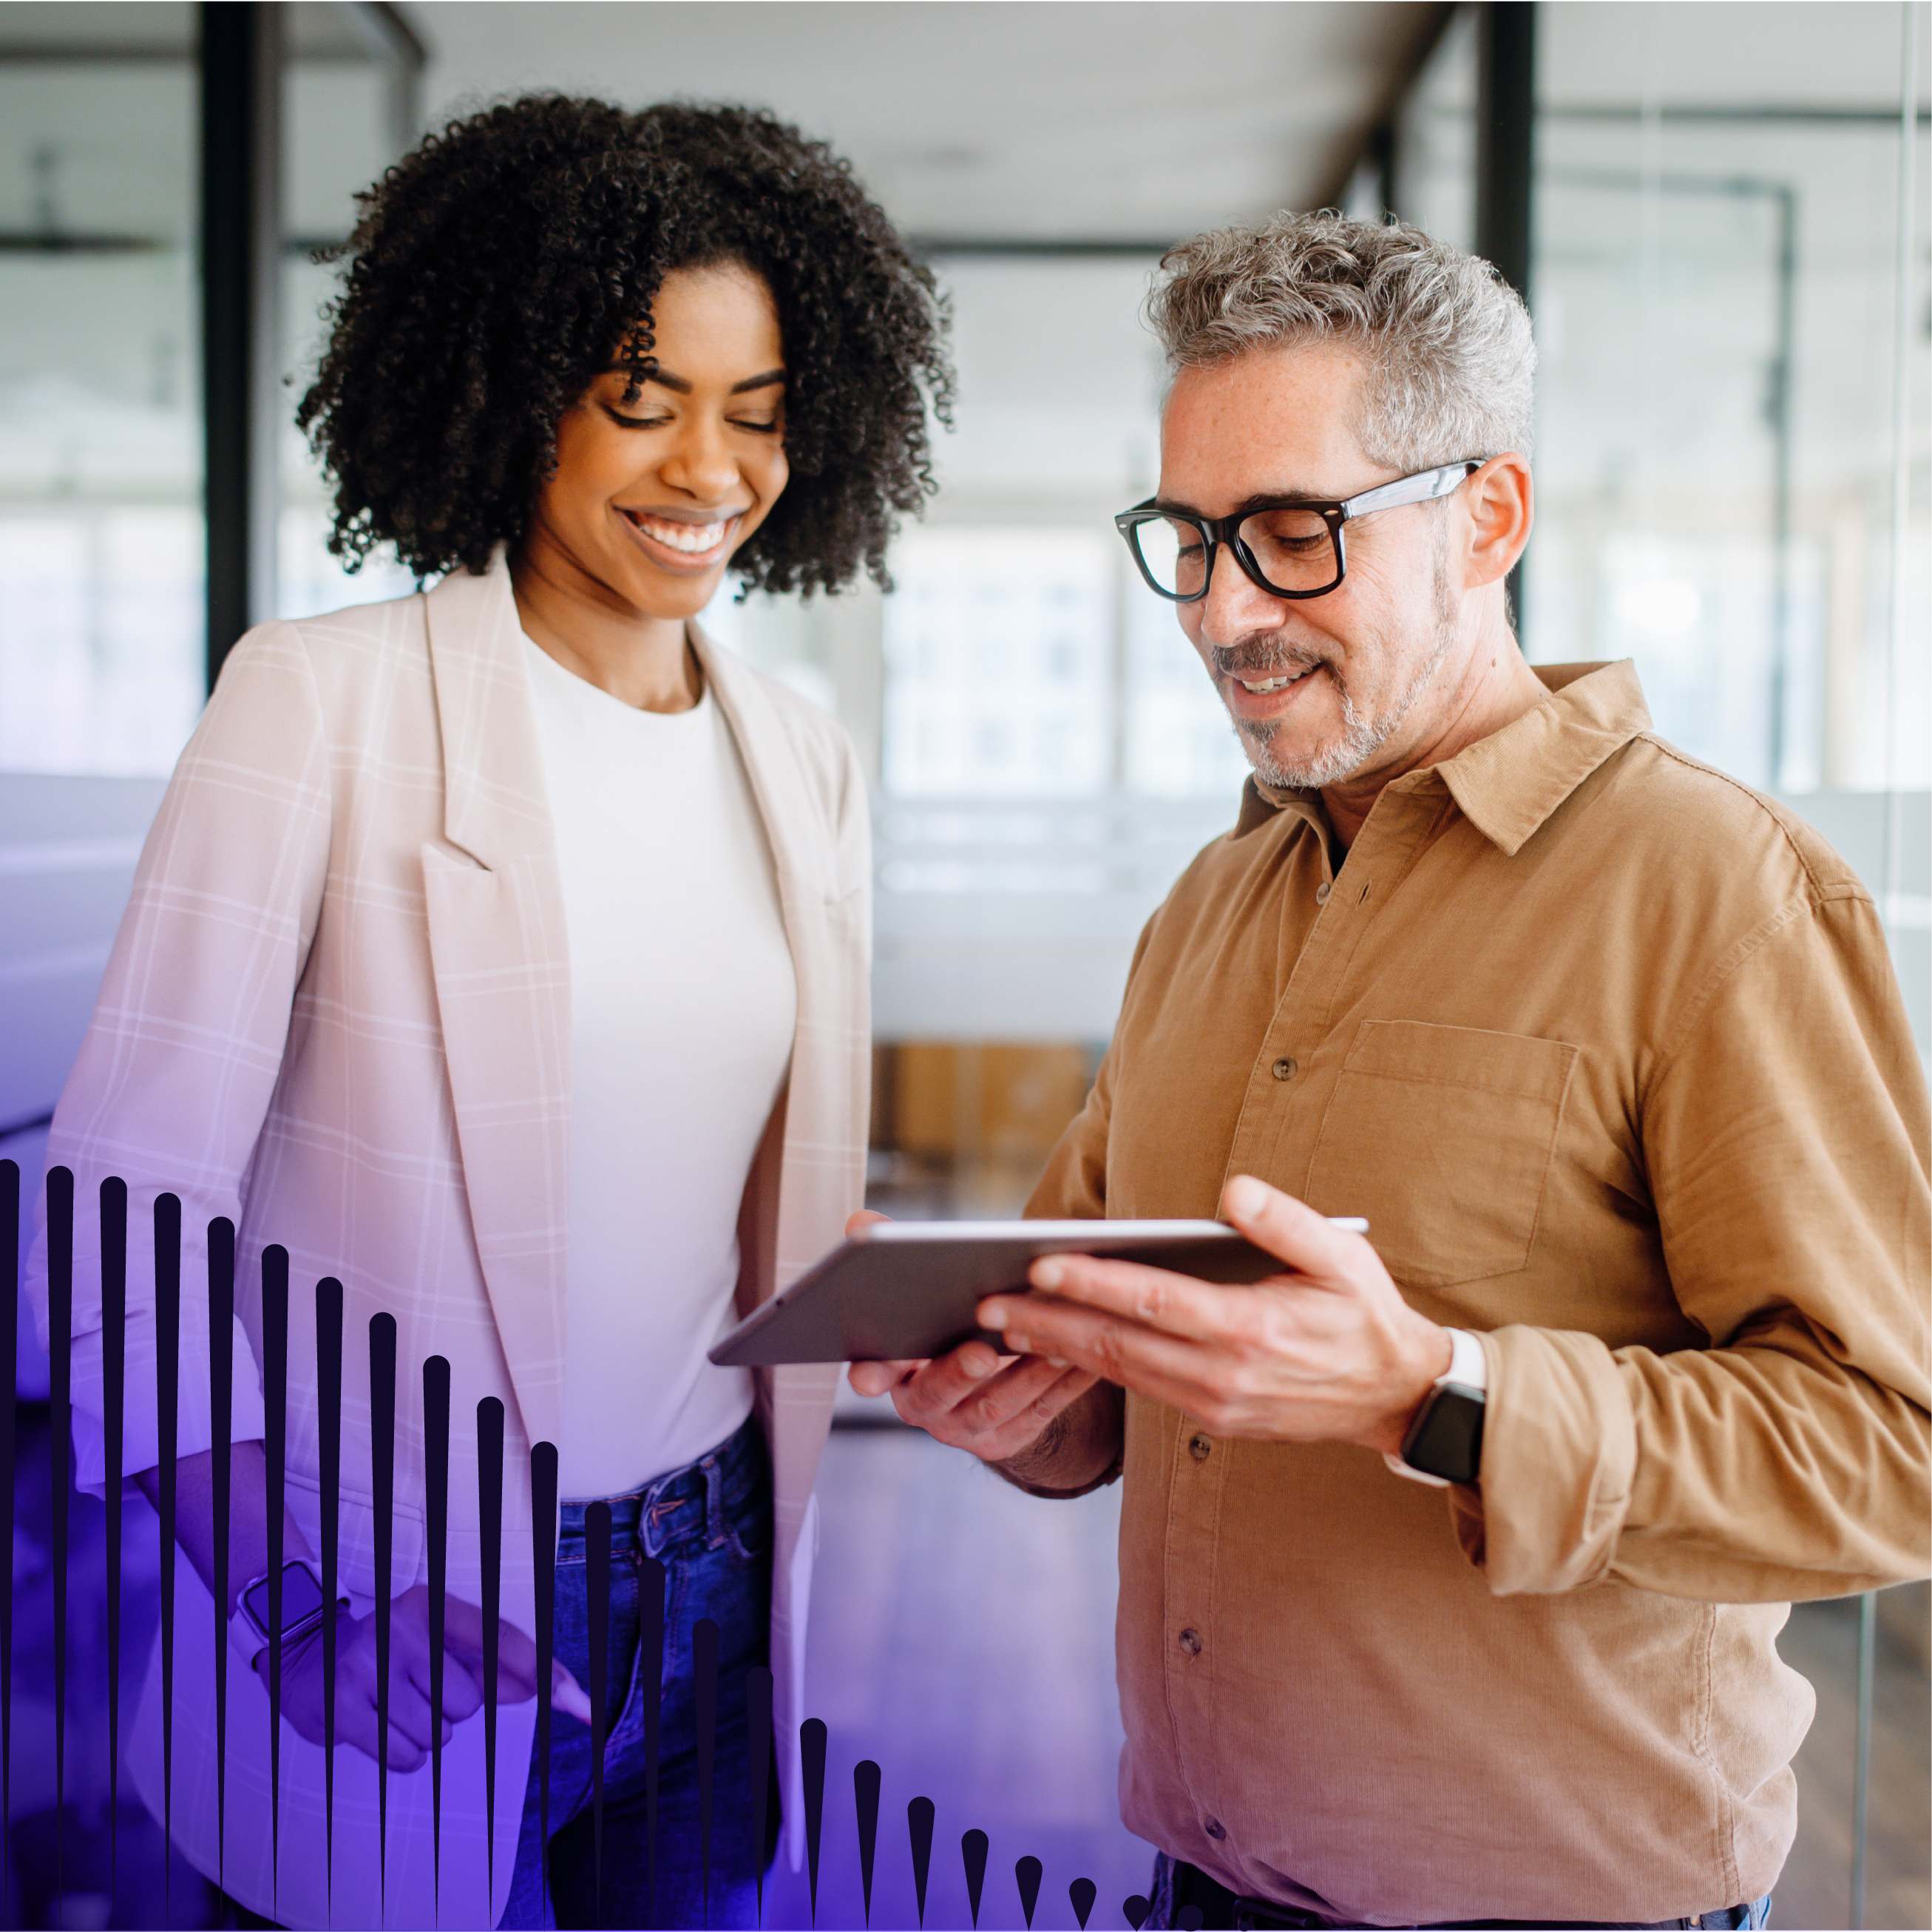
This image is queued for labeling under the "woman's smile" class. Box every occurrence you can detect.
[616,504,748,572]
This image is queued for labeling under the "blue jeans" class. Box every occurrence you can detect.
[500,1415,775,1929]
[1149,1853,1773,1929]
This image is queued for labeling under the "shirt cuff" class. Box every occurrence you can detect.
[1383,1327,1487,1487]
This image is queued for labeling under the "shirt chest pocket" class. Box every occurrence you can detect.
[1302,1020,1579,1289]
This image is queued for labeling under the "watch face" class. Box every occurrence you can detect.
[1403,1383,1485,1485]
[243,1560,327,1636]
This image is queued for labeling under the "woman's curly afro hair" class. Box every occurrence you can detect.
[296,95,955,595]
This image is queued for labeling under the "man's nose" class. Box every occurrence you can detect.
[1198,538,1290,646]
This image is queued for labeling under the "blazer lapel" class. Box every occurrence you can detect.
[421,555,570,1457]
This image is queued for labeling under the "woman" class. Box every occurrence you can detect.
[31,97,950,1929]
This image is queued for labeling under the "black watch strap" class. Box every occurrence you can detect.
[1399,1380,1485,1485]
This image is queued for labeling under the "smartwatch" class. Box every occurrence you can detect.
[1388,1328,1487,1488]
[228,1558,348,1672]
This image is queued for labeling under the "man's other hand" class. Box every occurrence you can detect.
[842,1209,1104,1467]
[977,1176,1454,1458]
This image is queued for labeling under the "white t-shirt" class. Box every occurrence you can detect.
[523,636,798,1500]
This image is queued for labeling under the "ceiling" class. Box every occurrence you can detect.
[410,1,1445,245]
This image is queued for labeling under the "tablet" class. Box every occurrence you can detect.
[708,1217,1368,1367]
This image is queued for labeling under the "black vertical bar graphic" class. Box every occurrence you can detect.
[100,1177,127,1901]
[529,1441,559,1919]
[746,1665,773,1926]
[155,1193,182,1931]
[961,1828,989,1930]
[640,1554,665,1928]
[207,1216,235,1892]
[421,1357,450,1923]
[261,1246,289,1910]
[47,1165,73,1899]
[907,1796,935,1928]
[1122,1892,1151,1929]
[1016,1854,1043,1928]
[853,1759,881,1927]
[369,1312,398,1922]
[1069,1875,1097,1928]
[585,1499,610,1929]
[801,1716,827,1925]
[694,1614,718,1924]
[0,1159,17,1918]
[476,1397,505,1914]
[315,1275,345,1916]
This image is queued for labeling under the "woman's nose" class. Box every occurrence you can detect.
[660,416,739,501]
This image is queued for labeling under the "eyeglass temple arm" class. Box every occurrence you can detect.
[1342,460,1485,521]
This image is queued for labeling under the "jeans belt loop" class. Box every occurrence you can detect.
[640,1469,680,1560]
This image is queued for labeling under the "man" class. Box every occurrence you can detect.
[851,215,1931,1931]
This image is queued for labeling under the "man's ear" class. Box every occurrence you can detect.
[1460,453,1533,589]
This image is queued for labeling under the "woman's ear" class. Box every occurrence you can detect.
[1460,453,1533,589]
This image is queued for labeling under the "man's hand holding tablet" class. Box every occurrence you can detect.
[847,1175,1457,1488]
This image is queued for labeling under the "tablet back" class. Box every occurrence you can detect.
[709,1220,1285,1366]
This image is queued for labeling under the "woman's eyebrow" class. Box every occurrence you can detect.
[603,365,786,396]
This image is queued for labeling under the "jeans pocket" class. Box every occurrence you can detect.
[725,1507,772,1567]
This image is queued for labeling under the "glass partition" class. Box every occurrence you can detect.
[0,4,202,776]
[1518,10,1930,1927]
[279,1,418,619]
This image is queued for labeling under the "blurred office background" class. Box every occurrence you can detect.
[0,3,1926,1925]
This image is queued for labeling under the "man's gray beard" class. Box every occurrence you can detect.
[1228,557,1457,791]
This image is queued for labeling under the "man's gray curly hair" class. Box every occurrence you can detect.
[1148,212,1536,467]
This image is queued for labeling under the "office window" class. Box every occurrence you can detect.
[279,13,418,622]
[1392,4,1479,252]
[1122,570,1253,799]
[1530,2,1929,795]
[0,16,203,775]
[882,526,1115,798]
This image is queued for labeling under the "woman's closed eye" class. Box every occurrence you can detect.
[602,403,674,430]
[600,404,781,434]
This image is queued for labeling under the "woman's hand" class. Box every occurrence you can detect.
[256,1583,592,1772]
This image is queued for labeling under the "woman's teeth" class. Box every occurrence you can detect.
[626,510,733,553]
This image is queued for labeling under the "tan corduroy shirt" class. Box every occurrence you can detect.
[1029,660,1931,1928]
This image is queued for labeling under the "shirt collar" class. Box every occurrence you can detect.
[1243,660,1654,858]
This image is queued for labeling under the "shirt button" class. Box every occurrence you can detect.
[1179,1627,1202,1655]
[1271,1057,1298,1081]
[1204,1817,1227,1841]
[1188,1434,1211,1461]
[1315,881,1332,904]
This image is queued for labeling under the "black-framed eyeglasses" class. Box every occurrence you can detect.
[1114,459,1485,603]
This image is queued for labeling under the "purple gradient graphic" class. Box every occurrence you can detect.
[4,1160,1159,1928]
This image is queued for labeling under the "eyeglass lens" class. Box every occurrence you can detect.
[1132,507,1340,599]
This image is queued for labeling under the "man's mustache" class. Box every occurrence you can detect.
[1210,638,1333,681]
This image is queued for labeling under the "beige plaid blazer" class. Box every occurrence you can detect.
[28,554,870,1927]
